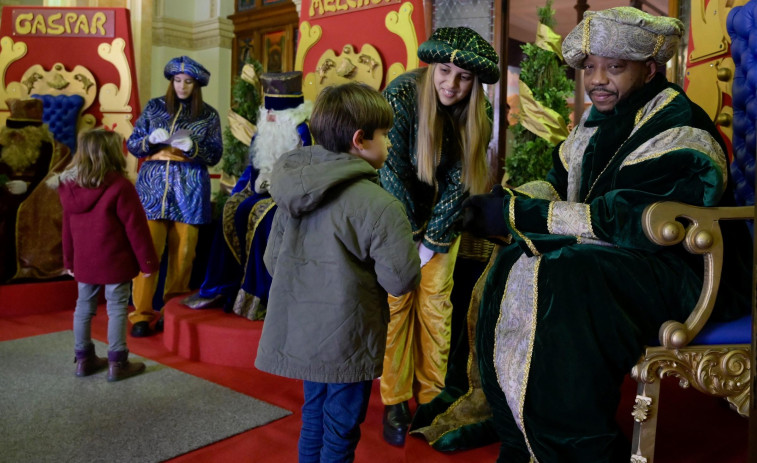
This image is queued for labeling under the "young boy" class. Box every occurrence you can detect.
[255,82,421,462]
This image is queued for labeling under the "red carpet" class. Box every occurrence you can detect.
[0,279,749,462]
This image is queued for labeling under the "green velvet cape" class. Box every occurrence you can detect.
[410,75,752,461]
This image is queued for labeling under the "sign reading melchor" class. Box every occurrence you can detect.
[12,9,115,38]
[308,0,401,19]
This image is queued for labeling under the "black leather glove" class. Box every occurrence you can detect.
[461,184,510,244]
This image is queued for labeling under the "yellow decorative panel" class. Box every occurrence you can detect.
[97,38,132,113]
[305,43,384,101]
[385,1,418,86]
[0,37,29,126]
[689,0,746,63]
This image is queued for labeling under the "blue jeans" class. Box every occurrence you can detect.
[74,281,131,353]
[299,380,373,463]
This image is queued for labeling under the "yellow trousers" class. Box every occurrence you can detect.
[129,220,199,327]
[381,238,460,405]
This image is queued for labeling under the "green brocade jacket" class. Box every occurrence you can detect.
[380,69,492,253]
[412,74,752,460]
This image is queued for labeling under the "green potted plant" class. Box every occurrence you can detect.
[214,58,264,216]
[505,0,573,187]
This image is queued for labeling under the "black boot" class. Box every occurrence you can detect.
[383,401,412,446]
[107,349,145,382]
[74,344,108,377]
[130,321,155,337]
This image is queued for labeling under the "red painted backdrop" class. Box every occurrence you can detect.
[0,6,141,127]
[299,0,427,90]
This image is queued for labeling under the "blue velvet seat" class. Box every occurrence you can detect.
[31,93,84,153]
[694,313,752,345]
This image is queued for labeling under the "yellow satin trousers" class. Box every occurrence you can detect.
[129,220,199,326]
[380,238,460,405]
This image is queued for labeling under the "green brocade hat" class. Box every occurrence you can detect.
[562,7,683,69]
[417,27,500,84]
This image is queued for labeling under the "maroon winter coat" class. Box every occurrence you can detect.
[51,170,158,284]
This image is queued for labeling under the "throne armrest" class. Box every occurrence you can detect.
[641,201,753,349]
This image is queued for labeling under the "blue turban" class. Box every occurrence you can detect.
[163,56,210,87]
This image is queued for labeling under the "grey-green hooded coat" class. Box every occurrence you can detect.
[255,145,421,383]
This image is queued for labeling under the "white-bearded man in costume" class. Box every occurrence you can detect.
[183,71,312,321]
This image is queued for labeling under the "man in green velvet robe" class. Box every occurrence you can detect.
[419,7,752,462]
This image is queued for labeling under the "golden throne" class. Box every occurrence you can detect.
[629,202,752,462]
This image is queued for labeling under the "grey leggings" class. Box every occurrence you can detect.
[74,281,131,353]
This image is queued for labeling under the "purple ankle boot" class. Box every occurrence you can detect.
[107,349,145,382]
[74,345,108,377]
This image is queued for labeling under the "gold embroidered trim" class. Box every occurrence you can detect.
[546,201,556,234]
[558,141,569,171]
[424,235,452,247]
[623,147,677,166]
[546,183,561,200]
[492,257,510,420]
[246,198,276,246]
[222,187,253,263]
[450,49,459,63]
[584,203,595,238]
[264,93,307,100]
[169,104,182,134]
[508,197,540,256]
[581,18,592,56]
[652,34,665,58]
[635,88,678,126]
[161,161,171,217]
[513,181,562,201]
[519,256,541,461]
[426,249,500,444]
[238,198,276,283]
[584,88,678,202]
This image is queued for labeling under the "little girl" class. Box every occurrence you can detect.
[48,128,159,381]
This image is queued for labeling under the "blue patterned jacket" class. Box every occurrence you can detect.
[127,97,222,225]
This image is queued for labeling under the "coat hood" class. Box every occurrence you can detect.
[269,145,379,218]
[48,168,115,214]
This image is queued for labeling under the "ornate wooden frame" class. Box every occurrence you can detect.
[228,1,299,80]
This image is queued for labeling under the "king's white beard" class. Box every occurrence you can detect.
[250,102,312,194]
